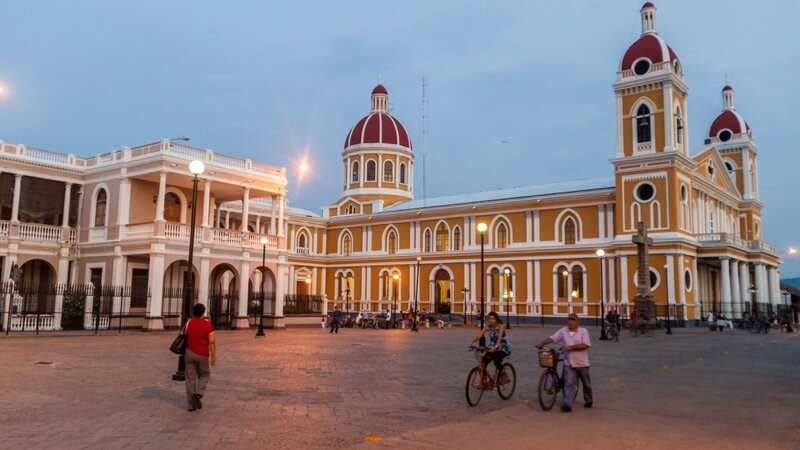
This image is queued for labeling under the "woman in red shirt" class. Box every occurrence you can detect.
[184,303,216,411]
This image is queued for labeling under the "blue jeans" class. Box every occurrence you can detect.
[563,365,593,409]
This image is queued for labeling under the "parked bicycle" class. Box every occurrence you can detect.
[536,346,579,411]
[465,347,516,407]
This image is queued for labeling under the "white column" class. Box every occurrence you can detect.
[234,255,250,328]
[241,187,250,232]
[270,195,278,234]
[365,266,372,310]
[54,249,70,330]
[767,266,779,309]
[525,212,532,243]
[730,260,741,318]
[62,183,72,227]
[720,258,731,316]
[533,210,540,242]
[145,250,166,330]
[754,263,766,305]
[321,267,328,315]
[117,178,131,227]
[214,203,221,228]
[11,174,22,223]
[255,215,261,234]
[202,181,211,227]
[526,260,533,303]
[311,267,318,295]
[274,263,287,328]
[278,195,285,237]
[225,211,231,229]
[620,256,629,305]
[665,254,675,304]
[155,172,167,222]
[739,262,751,315]
[198,256,210,307]
[608,256,617,304]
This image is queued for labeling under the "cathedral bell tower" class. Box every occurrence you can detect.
[324,84,415,218]
[612,2,690,237]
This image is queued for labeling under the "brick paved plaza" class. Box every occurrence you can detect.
[1,325,799,449]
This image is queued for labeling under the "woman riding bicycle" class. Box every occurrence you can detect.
[468,312,511,381]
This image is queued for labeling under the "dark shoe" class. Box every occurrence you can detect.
[188,406,197,412]
[560,405,572,412]
[193,394,203,409]
[584,402,593,409]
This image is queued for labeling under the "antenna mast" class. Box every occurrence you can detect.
[421,76,428,203]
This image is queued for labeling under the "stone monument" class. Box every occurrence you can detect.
[632,221,657,324]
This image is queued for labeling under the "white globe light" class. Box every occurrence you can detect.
[596,249,606,257]
[189,160,205,175]
[260,237,269,245]
[300,162,309,172]
[477,223,488,233]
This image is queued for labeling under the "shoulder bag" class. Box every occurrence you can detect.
[169,319,191,355]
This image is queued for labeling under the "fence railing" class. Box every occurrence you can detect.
[284,294,323,314]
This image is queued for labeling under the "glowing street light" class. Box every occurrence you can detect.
[477,222,488,331]
[596,249,608,341]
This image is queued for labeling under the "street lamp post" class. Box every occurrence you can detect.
[663,264,672,335]
[173,159,204,382]
[462,287,470,325]
[256,236,268,337]
[477,223,487,331]
[597,249,608,341]
[305,276,312,313]
[392,272,400,327]
[413,256,421,332]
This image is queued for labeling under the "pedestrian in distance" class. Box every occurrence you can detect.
[535,313,593,413]
[707,312,715,332]
[321,317,327,333]
[330,307,341,334]
[631,309,639,334]
[717,314,725,332]
[184,303,216,412]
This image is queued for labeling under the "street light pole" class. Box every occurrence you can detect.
[413,256,421,332]
[664,264,672,335]
[392,272,400,327]
[173,160,204,381]
[477,223,487,331]
[256,237,268,337]
[462,287,469,325]
[597,249,608,341]
[503,268,512,329]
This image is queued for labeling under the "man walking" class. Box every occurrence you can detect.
[536,313,593,412]
[330,307,341,334]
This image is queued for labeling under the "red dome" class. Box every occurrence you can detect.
[709,110,750,138]
[372,84,388,95]
[344,112,412,150]
[641,2,655,8]
[722,85,733,92]
[621,34,679,71]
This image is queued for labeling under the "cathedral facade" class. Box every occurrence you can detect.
[285,2,782,323]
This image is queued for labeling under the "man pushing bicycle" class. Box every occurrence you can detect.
[535,313,593,412]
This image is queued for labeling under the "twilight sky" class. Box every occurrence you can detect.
[1,1,798,275]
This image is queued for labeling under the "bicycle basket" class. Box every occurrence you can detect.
[538,350,556,368]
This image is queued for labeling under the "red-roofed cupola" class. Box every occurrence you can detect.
[619,3,681,75]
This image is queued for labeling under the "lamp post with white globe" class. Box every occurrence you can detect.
[256,236,269,337]
[173,159,204,381]
[596,249,608,341]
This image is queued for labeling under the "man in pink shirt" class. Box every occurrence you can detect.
[536,313,593,412]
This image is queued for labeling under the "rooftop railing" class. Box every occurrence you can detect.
[695,233,777,254]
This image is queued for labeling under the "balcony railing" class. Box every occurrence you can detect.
[164,222,202,242]
[0,221,77,244]
[696,233,777,253]
[119,222,279,250]
[295,247,310,255]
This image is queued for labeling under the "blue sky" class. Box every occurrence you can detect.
[1,1,798,275]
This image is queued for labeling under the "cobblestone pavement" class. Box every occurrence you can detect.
[1,324,799,449]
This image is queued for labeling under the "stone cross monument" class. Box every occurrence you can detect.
[632,221,656,322]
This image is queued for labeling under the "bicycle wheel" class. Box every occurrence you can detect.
[537,369,558,411]
[497,363,516,400]
[465,367,484,407]
[749,323,759,334]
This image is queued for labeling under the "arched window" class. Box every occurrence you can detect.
[94,189,107,227]
[383,160,394,183]
[424,229,432,253]
[564,218,576,245]
[453,227,462,251]
[342,234,352,256]
[366,160,376,181]
[503,269,513,299]
[435,224,449,252]
[297,233,307,249]
[400,163,407,185]
[636,104,651,144]
[387,231,397,254]
[381,272,389,299]
[571,266,583,299]
[675,106,684,146]
[490,268,500,301]
[344,204,357,215]
[164,192,181,222]
[557,266,568,298]
[496,223,508,249]
[351,161,359,184]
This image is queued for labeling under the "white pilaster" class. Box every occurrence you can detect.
[525,211,532,243]
[730,260,741,318]
[117,178,131,227]
[526,260,533,303]
[666,254,675,304]
[145,249,166,330]
[202,181,211,227]
[533,210,540,242]
[198,255,210,307]
[278,195,285,237]
[11,174,22,223]
[754,263,766,305]
[620,256,628,304]
[61,183,72,228]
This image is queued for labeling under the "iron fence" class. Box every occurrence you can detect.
[247,291,276,326]
[1,282,149,335]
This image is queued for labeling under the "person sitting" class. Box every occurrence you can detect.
[436,313,445,329]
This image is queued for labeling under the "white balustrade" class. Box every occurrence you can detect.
[122,223,154,239]
[0,221,9,237]
[10,314,56,331]
[20,223,63,242]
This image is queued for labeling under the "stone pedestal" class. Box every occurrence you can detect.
[634,297,657,326]
[231,316,251,330]
[144,316,164,331]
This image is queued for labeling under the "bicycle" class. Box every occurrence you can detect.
[605,322,620,342]
[536,346,580,411]
[749,321,769,334]
[465,347,516,407]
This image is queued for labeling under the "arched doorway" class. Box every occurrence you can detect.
[249,267,276,323]
[433,268,452,314]
[162,260,199,329]
[16,259,56,316]
[209,263,238,329]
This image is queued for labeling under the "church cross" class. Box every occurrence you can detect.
[632,221,654,295]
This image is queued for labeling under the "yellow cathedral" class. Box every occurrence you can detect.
[283,2,782,324]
